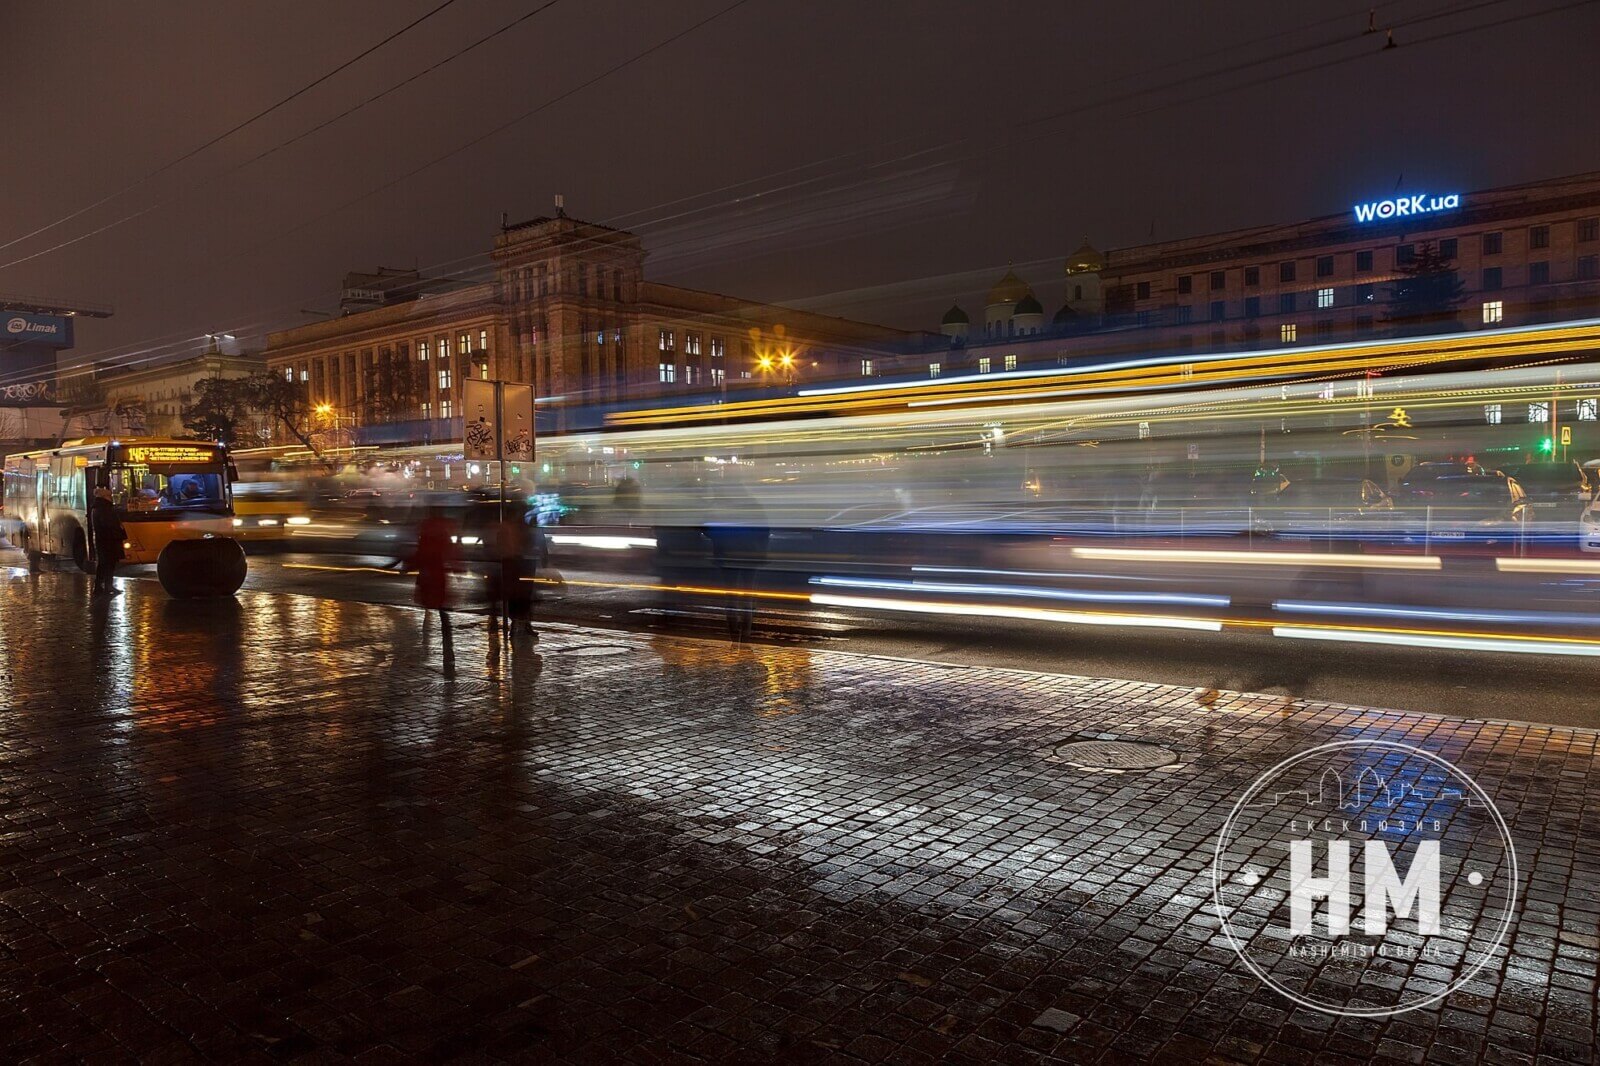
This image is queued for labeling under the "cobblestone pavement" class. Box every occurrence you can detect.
[0,571,1596,1063]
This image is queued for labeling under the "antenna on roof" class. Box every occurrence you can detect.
[554,193,566,218]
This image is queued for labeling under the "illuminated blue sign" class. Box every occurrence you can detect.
[1353,193,1461,223]
[1,312,73,348]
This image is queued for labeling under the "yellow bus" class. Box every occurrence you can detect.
[3,437,236,571]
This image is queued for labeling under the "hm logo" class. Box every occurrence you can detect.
[1288,840,1441,935]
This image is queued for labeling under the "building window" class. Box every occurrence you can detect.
[686,333,701,356]
[1396,243,1415,266]
[1177,275,1192,295]
[860,358,874,377]
[710,337,724,359]
[1280,323,1297,343]
[1356,250,1373,272]
[1578,398,1598,421]
[438,399,453,420]
[1175,305,1192,324]
[1278,293,1295,314]
[1481,300,1503,324]
[1207,300,1223,322]
[928,362,941,378]
[1530,261,1550,285]
[421,401,432,420]
[978,356,991,374]
[479,329,489,354]
[1484,403,1502,425]
[1578,255,1599,280]
[1580,218,1599,242]
[1136,281,1151,300]
[438,366,452,391]
[577,266,588,297]
[1004,354,1017,371]
[1529,225,1549,250]
[1316,255,1334,278]
[1316,319,1334,337]
[299,367,309,383]
[1317,287,1334,309]
[658,362,676,383]
[1483,232,1502,255]
[418,339,429,361]
[684,366,698,385]
[457,332,469,356]
[1279,262,1296,283]
[710,367,724,386]
[658,329,674,351]
[479,362,488,379]
[1483,267,1503,291]
[613,269,623,300]
[1244,266,1260,286]
[1244,296,1260,317]
[1209,271,1225,290]
[596,330,605,345]
[1528,401,1550,423]
[1356,314,1374,333]
[284,367,293,382]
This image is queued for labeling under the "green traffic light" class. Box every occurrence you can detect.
[1539,437,1555,453]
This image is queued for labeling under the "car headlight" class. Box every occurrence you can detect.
[286,516,311,526]
[231,518,245,527]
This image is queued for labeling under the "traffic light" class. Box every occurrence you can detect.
[1539,437,1555,454]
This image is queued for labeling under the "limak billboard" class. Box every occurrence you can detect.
[2,312,73,349]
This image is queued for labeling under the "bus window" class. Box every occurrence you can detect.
[109,465,229,515]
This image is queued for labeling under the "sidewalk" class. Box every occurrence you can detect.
[0,570,1594,1063]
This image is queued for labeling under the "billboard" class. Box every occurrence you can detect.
[1,312,73,349]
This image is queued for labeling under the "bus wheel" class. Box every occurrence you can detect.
[70,529,92,574]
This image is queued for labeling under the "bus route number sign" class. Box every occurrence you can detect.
[124,445,219,465]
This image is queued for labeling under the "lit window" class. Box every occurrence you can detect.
[859,358,874,377]
[479,363,488,379]
[929,362,941,378]
[441,400,452,419]
[418,340,430,361]
[422,401,432,419]
[711,367,725,386]
[685,366,698,385]
[1004,354,1017,371]
[1484,403,1502,425]
[1317,287,1334,308]
[458,333,470,356]
[686,334,701,356]
[659,329,674,351]
[438,367,452,390]
[711,338,724,359]
[658,362,676,383]
[284,367,293,381]
[978,356,991,374]
[1528,401,1550,423]
[299,368,309,382]
[1578,398,1598,421]
[1482,300,1503,324]
[479,329,488,354]
[1280,323,1297,342]
[596,331,604,345]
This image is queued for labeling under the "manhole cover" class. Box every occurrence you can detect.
[547,644,635,658]
[1053,740,1179,771]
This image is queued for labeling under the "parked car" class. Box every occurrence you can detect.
[1395,473,1531,545]
[1504,461,1592,512]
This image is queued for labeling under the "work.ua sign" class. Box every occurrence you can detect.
[1353,193,1461,223]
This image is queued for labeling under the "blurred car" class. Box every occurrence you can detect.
[1504,461,1592,512]
[1396,460,1503,502]
[1394,473,1531,545]
[230,482,313,544]
[1251,477,1394,539]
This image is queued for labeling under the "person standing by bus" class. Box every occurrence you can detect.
[408,507,459,675]
[89,487,125,598]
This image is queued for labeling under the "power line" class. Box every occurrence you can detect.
[0,0,566,274]
[0,0,462,257]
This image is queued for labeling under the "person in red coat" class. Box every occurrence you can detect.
[408,508,459,674]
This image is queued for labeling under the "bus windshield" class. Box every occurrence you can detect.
[109,464,230,516]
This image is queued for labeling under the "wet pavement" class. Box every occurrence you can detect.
[0,569,1596,1063]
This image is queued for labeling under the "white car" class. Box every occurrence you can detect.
[1584,495,1600,553]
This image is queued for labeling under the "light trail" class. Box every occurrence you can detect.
[1272,626,1600,657]
[809,592,1224,632]
[1494,558,1600,575]
[812,574,1230,607]
[1274,600,1600,627]
[1070,546,1442,570]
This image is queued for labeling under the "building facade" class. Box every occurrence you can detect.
[927,171,1600,373]
[264,211,917,442]
[87,348,265,439]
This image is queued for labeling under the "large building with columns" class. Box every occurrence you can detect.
[264,210,917,442]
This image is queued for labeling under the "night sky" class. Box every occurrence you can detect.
[7,0,1599,375]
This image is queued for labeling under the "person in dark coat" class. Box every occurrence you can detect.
[408,508,459,674]
[492,513,539,641]
[89,487,126,597]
